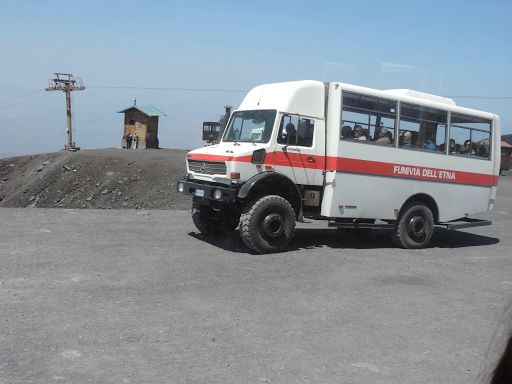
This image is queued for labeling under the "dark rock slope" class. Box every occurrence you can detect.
[0,148,191,210]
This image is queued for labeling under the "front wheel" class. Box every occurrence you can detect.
[239,195,296,253]
[391,201,434,249]
[192,198,239,236]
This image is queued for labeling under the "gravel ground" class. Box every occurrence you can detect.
[0,176,511,383]
[1,149,511,383]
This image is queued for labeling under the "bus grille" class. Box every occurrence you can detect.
[188,160,227,175]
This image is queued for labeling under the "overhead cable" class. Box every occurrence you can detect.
[0,93,57,110]
[87,85,250,92]
[0,89,45,104]
[444,96,512,100]
[1,86,511,112]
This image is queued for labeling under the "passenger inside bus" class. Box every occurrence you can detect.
[462,140,476,155]
[477,143,488,157]
[341,125,353,139]
[375,128,391,145]
[449,139,456,153]
[424,136,437,150]
[402,131,413,147]
[353,125,367,141]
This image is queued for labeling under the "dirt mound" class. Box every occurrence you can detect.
[0,148,192,210]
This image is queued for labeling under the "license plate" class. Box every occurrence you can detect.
[195,189,205,197]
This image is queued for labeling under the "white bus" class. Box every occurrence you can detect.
[177,81,500,253]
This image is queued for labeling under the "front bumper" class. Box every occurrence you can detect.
[176,181,238,202]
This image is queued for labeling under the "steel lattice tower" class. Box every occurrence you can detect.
[45,73,85,149]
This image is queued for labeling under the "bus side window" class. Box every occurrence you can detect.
[399,121,419,149]
[373,114,395,145]
[450,113,492,159]
[297,118,315,147]
[277,115,299,146]
[400,103,447,151]
[341,92,396,144]
[277,118,286,145]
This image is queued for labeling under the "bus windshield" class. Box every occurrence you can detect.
[223,110,277,143]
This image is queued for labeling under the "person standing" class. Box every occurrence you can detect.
[133,132,139,149]
[125,132,132,149]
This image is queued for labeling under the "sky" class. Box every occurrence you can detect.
[0,0,511,159]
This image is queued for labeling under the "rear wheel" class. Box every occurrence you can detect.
[391,201,434,249]
[192,198,239,236]
[240,195,296,253]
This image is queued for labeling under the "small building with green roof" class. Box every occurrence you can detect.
[117,102,166,149]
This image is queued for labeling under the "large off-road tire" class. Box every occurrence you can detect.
[239,195,296,253]
[191,198,239,236]
[391,201,434,249]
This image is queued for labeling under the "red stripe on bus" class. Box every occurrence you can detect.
[188,152,323,169]
[186,153,497,187]
[327,157,495,187]
[271,152,323,169]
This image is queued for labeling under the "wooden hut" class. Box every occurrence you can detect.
[117,104,166,149]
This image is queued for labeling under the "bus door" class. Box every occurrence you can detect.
[273,114,323,186]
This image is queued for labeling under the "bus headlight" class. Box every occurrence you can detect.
[213,189,222,200]
[177,182,184,192]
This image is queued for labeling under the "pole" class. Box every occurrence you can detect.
[66,86,73,147]
[45,73,85,150]
[219,105,233,140]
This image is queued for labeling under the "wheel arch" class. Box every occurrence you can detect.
[400,193,439,223]
[238,172,302,218]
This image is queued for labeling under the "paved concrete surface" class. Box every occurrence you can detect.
[1,175,512,383]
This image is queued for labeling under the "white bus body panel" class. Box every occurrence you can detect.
[186,143,266,186]
[238,81,326,187]
[321,82,499,222]
[490,114,501,208]
[238,80,325,118]
[272,116,326,186]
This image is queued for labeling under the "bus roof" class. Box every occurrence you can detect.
[238,81,496,121]
[238,80,325,118]
[383,89,456,106]
[332,81,495,120]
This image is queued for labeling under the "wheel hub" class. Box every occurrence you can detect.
[408,215,426,237]
[261,213,285,238]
